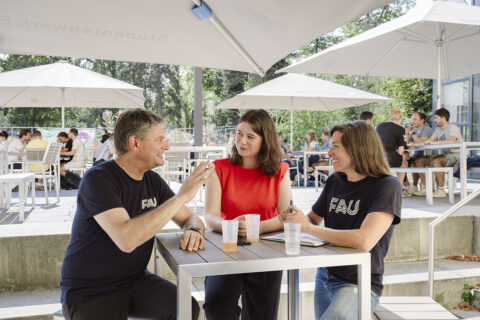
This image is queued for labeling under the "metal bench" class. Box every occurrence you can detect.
[389,167,454,205]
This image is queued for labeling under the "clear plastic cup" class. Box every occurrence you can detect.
[284,222,301,255]
[245,214,261,243]
[222,220,239,252]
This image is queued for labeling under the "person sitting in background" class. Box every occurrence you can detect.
[404,111,433,194]
[60,128,87,176]
[225,130,235,156]
[8,128,31,170]
[57,132,73,164]
[280,121,401,319]
[0,131,9,151]
[93,133,115,165]
[298,131,321,176]
[376,109,410,197]
[413,108,463,198]
[319,131,332,151]
[359,111,374,126]
[278,131,297,182]
[203,109,291,319]
[25,130,49,173]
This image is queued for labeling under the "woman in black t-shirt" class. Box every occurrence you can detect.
[280,121,401,320]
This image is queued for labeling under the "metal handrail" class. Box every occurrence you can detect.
[428,186,480,297]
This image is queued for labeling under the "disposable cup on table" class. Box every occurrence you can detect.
[222,220,239,252]
[245,214,261,243]
[283,222,301,255]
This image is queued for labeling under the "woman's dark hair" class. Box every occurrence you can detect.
[330,121,390,178]
[229,109,282,178]
[0,131,8,139]
[100,133,111,144]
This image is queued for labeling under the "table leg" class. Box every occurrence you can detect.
[6,182,11,209]
[31,179,36,207]
[358,257,371,319]
[304,155,308,187]
[0,181,4,208]
[287,269,299,320]
[460,144,467,199]
[177,268,192,320]
[19,181,25,222]
[426,170,433,206]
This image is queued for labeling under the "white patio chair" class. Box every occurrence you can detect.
[18,143,62,204]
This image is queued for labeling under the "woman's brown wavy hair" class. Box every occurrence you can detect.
[229,109,283,178]
[330,120,390,178]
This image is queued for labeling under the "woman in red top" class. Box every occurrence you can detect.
[203,109,292,320]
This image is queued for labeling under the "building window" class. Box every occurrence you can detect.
[440,78,471,141]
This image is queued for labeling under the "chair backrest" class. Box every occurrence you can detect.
[26,148,46,162]
[43,143,63,165]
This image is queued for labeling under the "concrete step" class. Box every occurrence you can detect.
[0,288,60,320]
[385,214,474,263]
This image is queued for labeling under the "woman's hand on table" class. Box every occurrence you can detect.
[279,205,310,232]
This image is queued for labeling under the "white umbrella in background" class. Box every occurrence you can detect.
[280,1,480,109]
[0,61,145,128]
[216,73,390,149]
[0,0,393,76]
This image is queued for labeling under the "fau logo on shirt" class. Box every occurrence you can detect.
[329,197,360,216]
[141,197,157,210]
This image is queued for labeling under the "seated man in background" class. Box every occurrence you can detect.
[60,128,87,176]
[57,132,73,164]
[8,128,31,170]
[25,130,49,173]
[413,108,463,198]
[0,131,9,151]
[404,111,433,193]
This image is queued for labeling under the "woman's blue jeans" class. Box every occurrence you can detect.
[314,268,379,320]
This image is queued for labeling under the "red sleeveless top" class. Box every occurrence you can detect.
[213,159,288,221]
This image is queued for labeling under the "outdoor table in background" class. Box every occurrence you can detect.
[155,231,371,320]
[409,142,480,199]
[165,146,227,159]
[289,150,329,187]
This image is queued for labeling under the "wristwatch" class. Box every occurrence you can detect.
[411,132,416,135]
[186,226,202,236]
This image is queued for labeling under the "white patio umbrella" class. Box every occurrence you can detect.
[280,1,480,109]
[0,0,393,76]
[0,61,145,128]
[216,74,390,149]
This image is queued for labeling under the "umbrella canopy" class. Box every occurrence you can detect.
[280,1,480,108]
[0,61,145,128]
[0,0,393,76]
[216,73,390,148]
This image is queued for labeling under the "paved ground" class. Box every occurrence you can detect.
[1,180,480,225]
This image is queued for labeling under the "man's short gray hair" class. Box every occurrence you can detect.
[114,109,164,156]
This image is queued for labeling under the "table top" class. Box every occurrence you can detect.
[0,173,36,181]
[407,141,480,151]
[155,232,369,278]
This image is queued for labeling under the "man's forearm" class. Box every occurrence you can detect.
[125,194,189,250]
[182,214,205,236]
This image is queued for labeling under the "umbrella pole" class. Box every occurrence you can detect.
[290,109,294,151]
[61,88,65,130]
[437,44,442,109]
[61,107,65,130]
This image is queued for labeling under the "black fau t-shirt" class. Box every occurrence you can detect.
[312,173,401,296]
[60,160,175,305]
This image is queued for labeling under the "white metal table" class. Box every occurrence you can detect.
[409,142,480,199]
[0,173,36,222]
[155,231,371,320]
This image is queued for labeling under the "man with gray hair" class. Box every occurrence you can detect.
[60,109,213,319]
